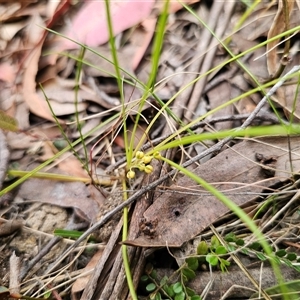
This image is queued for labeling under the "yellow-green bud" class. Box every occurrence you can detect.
[144,165,153,174]
[142,155,152,164]
[153,151,161,159]
[138,164,145,171]
[135,151,144,159]
[127,170,135,179]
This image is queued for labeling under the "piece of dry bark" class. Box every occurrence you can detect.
[125,136,300,247]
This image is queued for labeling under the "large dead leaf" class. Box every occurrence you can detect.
[18,178,103,222]
[125,137,300,247]
[59,1,155,51]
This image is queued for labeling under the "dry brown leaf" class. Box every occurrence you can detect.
[266,0,295,76]
[18,178,103,222]
[125,136,300,247]
[130,17,157,70]
[72,249,104,294]
[22,44,64,122]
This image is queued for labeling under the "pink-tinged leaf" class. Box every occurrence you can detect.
[59,0,155,50]
[0,62,16,84]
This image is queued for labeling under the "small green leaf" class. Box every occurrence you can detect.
[227,244,236,252]
[206,254,218,266]
[146,283,156,292]
[211,236,220,249]
[164,285,175,297]
[255,252,267,261]
[185,287,196,296]
[172,282,183,294]
[271,256,281,265]
[182,267,196,280]
[293,265,300,272]
[150,269,157,279]
[154,292,162,300]
[236,239,245,246]
[241,248,249,255]
[286,252,297,261]
[220,258,230,272]
[275,249,286,257]
[225,232,236,243]
[160,276,168,286]
[140,275,149,283]
[215,246,227,255]
[174,291,185,300]
[197,241,208,255]
[186,257,199,271]
[191,296,202,300]
[249,242,261,251]
[282,258,294,268]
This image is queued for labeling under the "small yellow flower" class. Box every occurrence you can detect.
[138,164,145,171]
[142,155,152,164]
[153,151,161,159]
[144,165,153,174]
[135,151,144,159]
[127,170,135,179]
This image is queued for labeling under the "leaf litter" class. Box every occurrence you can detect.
[0,1,300,299]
